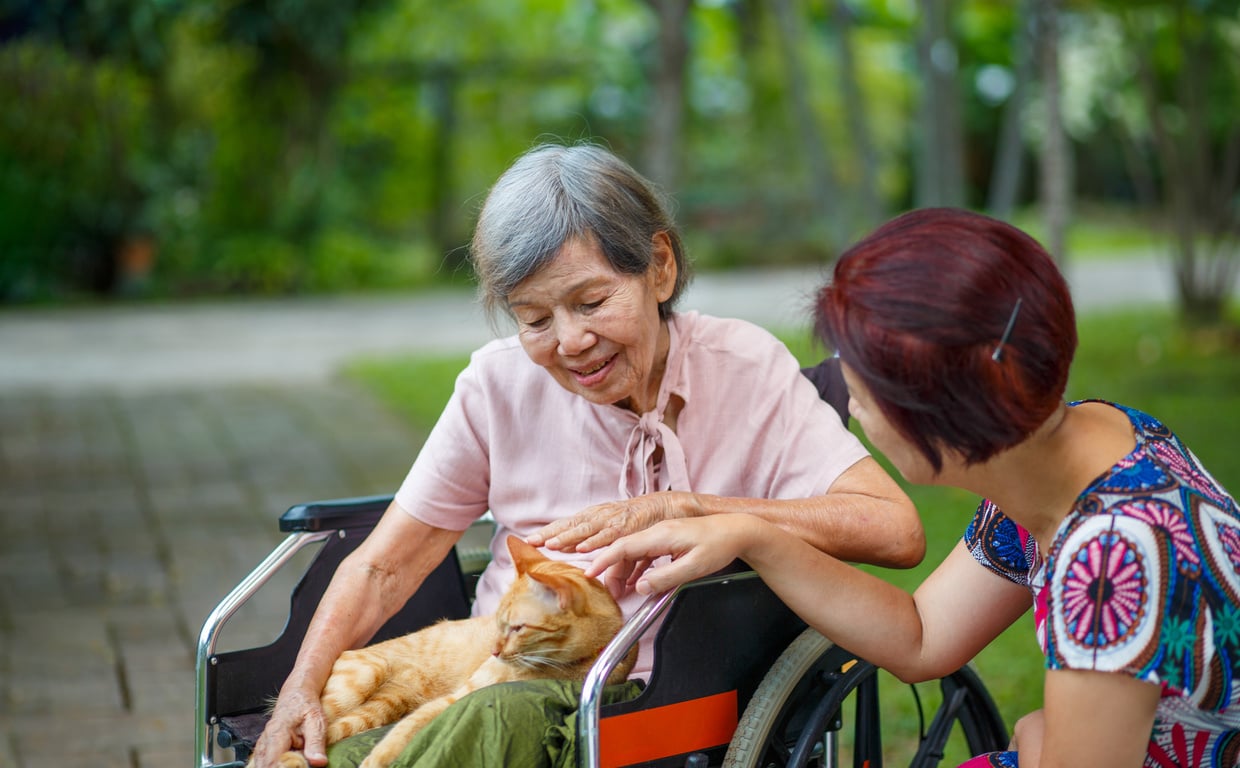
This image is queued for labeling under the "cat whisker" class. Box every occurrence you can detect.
[510,653,576,672]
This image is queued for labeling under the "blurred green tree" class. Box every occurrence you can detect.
[0,0,185,296]
[2,0,1231,321]
[1090,0,1240,326]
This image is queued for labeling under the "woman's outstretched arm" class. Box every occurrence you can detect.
[587,513,1027,682]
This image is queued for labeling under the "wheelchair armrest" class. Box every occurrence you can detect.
[279,494,394,532]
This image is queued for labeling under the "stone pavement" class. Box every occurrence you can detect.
[0,254,1225,768]
[0,383,429,767]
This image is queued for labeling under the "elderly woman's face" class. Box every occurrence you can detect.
[507,234,676,413]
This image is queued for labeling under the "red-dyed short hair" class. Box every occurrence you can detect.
[814,208,1077,472]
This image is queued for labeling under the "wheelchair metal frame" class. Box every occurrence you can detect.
[196,528,334,768]
[196,495,1010,768]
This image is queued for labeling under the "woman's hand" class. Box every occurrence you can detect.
[528,491,702,553]
[1010,708,1044,767]
[249,685,328,767]
[584,514,766,597]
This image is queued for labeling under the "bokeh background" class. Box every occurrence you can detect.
[2,0,1238,326]
[2,1,1239,766]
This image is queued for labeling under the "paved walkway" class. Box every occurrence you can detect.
[0,254,1184,392]
[0,255,1220,767]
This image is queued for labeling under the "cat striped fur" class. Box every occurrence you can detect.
[257,535,636,768]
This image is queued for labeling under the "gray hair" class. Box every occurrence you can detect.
[469,143,691,324]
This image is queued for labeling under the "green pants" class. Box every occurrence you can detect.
[326,679,643,768]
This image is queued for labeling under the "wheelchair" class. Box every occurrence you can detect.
[195,494,1010,768]
[196,357,1010,767]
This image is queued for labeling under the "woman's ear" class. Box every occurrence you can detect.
[650,232,677,303]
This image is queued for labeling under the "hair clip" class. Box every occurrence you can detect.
[991,298,1023,362]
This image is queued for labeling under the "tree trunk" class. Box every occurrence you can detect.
[1036,0,1071,265]
[770,0,846,248]
[428,65,460,266]
[1128,2,1240,326]
[987,0,1035,217]
[914,0,966,208]
[830,0,883,232]
[641,0,692,193]
[1109,115,1159,212]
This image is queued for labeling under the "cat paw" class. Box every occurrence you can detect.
[357,751,395,768]
[357,739,407,768]
[262,752,310,768]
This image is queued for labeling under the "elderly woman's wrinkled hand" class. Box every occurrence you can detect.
[249,686,328,767]
[527,491,700,553]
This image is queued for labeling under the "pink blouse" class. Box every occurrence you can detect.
[395,311,870,677]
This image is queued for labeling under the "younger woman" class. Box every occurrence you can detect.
[589,208,1240,767]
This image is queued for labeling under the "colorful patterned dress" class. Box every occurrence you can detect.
[959,401,1240,767]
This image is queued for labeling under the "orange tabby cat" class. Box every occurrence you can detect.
[259,535,637,768]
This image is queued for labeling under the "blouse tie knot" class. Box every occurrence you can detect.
[619,410,690,498]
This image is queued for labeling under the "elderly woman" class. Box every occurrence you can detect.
[249,144,921,768]
[590,207,1240,768]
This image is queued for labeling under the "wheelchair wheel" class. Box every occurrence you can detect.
[723,628,1009,768]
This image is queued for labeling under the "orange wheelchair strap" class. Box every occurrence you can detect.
[598,690,738,767]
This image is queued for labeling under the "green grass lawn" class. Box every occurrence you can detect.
[1008,204,1168,260]
[345,306,1240,760]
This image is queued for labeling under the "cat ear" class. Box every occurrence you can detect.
[506,535,547,576]
[529,571,585,613]
[505,536,591,613]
